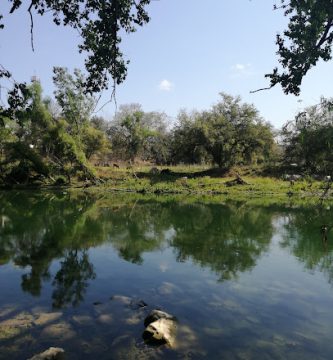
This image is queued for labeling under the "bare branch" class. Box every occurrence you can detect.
[250,85,274,94]
[316,19,333,49]
[93,78,118,114]
[273,2,291,11]
[28,2,35,52]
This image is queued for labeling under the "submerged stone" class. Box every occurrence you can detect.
[110,295,132,305]
[27,347,65,360]
[0,312,35,340]
[129,299,148,310]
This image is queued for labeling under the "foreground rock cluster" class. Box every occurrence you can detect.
[26,307,177,359]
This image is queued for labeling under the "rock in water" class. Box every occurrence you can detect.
[27,347,65,360]
[143,310,177,346]
[143,318,176,346]
[144,309,175,327]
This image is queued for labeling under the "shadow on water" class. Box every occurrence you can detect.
[1,191,333,359]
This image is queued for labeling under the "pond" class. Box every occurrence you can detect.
[1,191,333,359]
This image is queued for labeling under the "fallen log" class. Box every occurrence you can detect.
[225,175,249,187]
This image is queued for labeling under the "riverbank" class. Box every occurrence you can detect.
[1,165,332,200]
[94,165,331,199]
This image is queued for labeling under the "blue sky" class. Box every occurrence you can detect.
[0,0,332,129]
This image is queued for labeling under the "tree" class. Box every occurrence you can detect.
[0,0,151,94]
[108,104,170,163]
[202,94,274,167]
[91,115,109,133]
[120,110,151,162]
[0,79,97,183]
[281,97,333,173]
[52,67,111,164]
[140,111,171,164]
[262,0,333,95]
[172,94,275,168]
[81,124,110,160]
[53,67,95,135]
[171,110,211,165]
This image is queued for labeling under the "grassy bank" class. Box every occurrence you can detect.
[94,165,331,199]
[2,164,331,201]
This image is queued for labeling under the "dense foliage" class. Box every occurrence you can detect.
[0,68,109,184]
[266,0,333,95]
[171,94,275,168]
[1,64,333,185]
[281,98,333,173]
[98,94,333,176]
[107,103,170,164]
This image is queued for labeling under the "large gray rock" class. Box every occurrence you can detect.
[27,347,65,360]
[144,309,175,327]
[143,310,177,346]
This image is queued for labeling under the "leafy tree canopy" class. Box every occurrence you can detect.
[53,67,95,133]
[0,0,151,93]
[0,70,111,184]
[281,97,333,173]
[264,0,333,95]
[172,94,275,168]
[108,103,170,163]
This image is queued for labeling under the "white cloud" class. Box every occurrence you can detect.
[159,79,174,91]
[234,64,246,71]
[230,63,253,78]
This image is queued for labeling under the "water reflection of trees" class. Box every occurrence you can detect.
[0,191,100,307]
[0,192,276,303]
[280,205,333,284]
[52,250,95,308]
[2,191,333,306]
[168,202,273,280]
[99,199,274,280]
[103,200,170,264]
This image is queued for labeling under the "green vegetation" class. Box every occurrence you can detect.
[171,93,276,167]
[0,68,109,185]
[265,0,333,95]
[107,94,276,168]
[0,2,332,192]
[282,98,333,174]
[93,164,331,199]
[1,79,333,200]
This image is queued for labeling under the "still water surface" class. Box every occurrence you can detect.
[1,191,333,359]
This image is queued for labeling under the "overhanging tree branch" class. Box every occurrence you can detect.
[254,1,333,95]
[28,1,35,52]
